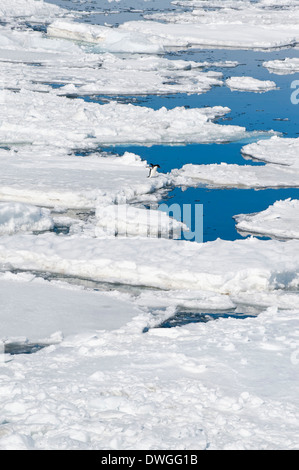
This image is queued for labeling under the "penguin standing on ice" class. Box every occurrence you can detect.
[148,163,160,178]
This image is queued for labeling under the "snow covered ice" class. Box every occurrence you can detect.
[235,198,299,240]
[172,136,299,189]
[226,76,277,93]
[0,0,298,451]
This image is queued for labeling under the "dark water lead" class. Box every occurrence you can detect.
[4,341,50,355]
[143,309,258,332]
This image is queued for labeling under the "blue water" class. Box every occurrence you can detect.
[109,49,299,241]
[46,0,299,242]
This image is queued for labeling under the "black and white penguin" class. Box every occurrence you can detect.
[148,163,160,178]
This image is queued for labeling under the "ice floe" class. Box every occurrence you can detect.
[235,198,299,240]
[0,89,259,147]
[0,202,53,234]
[241,135,299,167]
[0,272,143,343]
[0,234,298,294]
[263,57,299,75]
[139,0,299,50]
[0,0,70,25]
[95,204,188,239]
[172,136,299,189]
[226,76,277,93]
[0,0,298,452]
[0,147,170,209]
[47,19,165,54]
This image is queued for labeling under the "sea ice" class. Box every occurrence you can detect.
[0,300,298,450]
[226,76,277,93]
[263,57,299,75]
[172,136,299,189]
[0,0,70,24]
[0,234,298,294]
[0,0,298,452]
[47,19,165,54]
[138,0,299,50]
[0,202,54,234]
[241,135,299,167]
[234,198,299,240]
[0,272,143,343]
[95,204,188,239]
[0,89,257,147]
[0,147,170,209]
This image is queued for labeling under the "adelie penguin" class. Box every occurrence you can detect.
[148,163,160,178]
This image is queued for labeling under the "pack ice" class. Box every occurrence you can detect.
[0,0,298,452]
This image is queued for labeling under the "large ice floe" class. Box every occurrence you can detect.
[173,136,299,189]
[0,89,263,147]
[0,234,299,294]
[0,0,298,451]
[0,147,171,209]
[120,0,299,50]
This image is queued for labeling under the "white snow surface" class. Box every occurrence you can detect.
[235,199,299,240]
[0,234,298,294]
[0,147,170,209]
[47,19,166,54]
[0,288,298,450]
[95,204,188,238]
[0,89,256,147]
[0,203,54,234]
[0,273,142,342]
[226,76,277,93]
[139,0,299,50]
[241,136,299,167]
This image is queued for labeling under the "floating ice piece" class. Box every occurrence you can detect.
[0,89,256,147]
[0,28,225,96]
[0,202,53,234]
[263,57,299,75]
[172,162,299,189]
[95,204,188,238]
[48,20,165,54]
[241,136,299,167]
[172,136,299,189]
[226,76,277,92]
[235,199,299,240]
